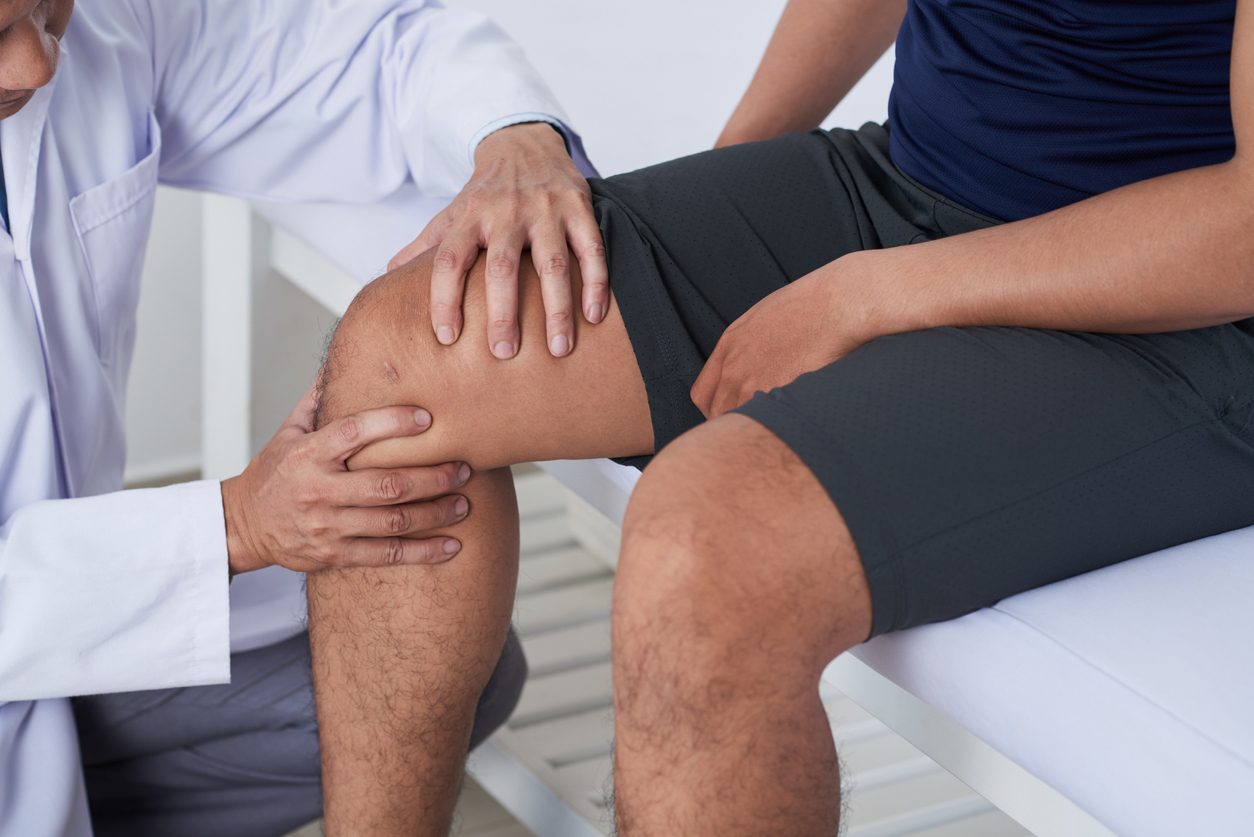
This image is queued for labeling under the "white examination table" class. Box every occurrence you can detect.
[550,459,1254,837]
[201,193,1254,835]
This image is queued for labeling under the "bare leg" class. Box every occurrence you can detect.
[612,414,873,836]
[308,251,651,835]
[307,468,520,835]
[309,251,871,835]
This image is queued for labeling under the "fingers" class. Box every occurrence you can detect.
[690,352,721,419]
[429,231,479,346]
[531,222,575,357]
[390,210,451,271]
[569,211,609,326]
[282,384,321,434]
[710,388,741,419]
[341,536,463,567]
[328,462,471,507]
[341,494,470,538]
[484,231,526,359]
[314,405,433,463]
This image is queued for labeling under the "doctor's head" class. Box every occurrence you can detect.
[0,0,72,119]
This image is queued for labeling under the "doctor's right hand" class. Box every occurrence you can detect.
[220,388,469,575]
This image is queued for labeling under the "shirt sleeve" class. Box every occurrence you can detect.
[0,481,231,701]
[132,0,591,201]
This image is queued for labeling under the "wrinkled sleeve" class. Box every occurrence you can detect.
[0,481,230,701]
[133,0,591,202]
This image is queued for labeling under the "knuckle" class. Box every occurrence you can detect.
[385,507,410,535]
[547,308,573,328]
[292,439,317,464]
[540,254,569,277]
[377,472,407,501]
[433,248,461,272]
[490,314,516,330]
[486,254,517,279]
[336,416,361,444]
[307,518,333,542]
[499,193,524,215]
[294,482,319,508]
[565,187,593,206]
[579,239,607,259]
[383,539,406,566]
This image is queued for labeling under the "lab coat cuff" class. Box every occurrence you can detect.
[181,480,234,685]
[468,114,599,179]
[0,481,232,700]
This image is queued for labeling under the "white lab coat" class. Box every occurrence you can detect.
[0,1,586,833]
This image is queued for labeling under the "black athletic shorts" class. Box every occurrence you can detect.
[590,123,1254,638]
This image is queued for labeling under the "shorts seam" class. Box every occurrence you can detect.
[594,185,690,384]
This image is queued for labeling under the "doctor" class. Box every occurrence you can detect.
[0,0,602,835]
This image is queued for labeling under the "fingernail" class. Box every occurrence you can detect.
[588,303,604,323]
[414,408,432,427]
[493,341,516,359]
[443,539,461,555]
[456,463,472,484]
[550,334,570,356]
[436,325,456,345]
[453,496,469,517]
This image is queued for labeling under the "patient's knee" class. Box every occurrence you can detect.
[311,252,507,469]
[315,258,433,428]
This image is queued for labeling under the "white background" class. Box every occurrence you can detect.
[124,0,895,481]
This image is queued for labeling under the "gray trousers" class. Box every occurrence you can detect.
[72,629,527,837]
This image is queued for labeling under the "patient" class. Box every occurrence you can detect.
[306,0,1254,834]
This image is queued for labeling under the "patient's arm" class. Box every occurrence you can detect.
[718,0,905,147]
[308,252,650,835]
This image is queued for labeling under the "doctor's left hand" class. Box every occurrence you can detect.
[389,122,608,361]
[220,388,470,575]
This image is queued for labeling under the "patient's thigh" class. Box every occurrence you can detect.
[320,250,653,470]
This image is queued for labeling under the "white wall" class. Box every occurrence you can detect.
[124,0,894,481]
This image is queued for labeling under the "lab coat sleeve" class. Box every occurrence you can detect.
[0,481,231,701]
[132,0,592,202]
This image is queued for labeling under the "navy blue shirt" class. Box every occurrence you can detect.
[888,0,1237,221]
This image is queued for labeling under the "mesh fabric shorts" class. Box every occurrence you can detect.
[592,123,1254,637]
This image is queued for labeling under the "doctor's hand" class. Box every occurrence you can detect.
[220,388,470,575]
[389,122,608,360]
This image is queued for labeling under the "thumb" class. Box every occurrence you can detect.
[284,384,320,434]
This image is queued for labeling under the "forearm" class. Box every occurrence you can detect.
[853,158,1254,340]
[718,0,905,147]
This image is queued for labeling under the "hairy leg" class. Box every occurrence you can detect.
[308,250,651,835]
[613,414,872,836]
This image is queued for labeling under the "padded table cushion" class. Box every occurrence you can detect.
[567,460,1253,836]
[853,525,1254,836]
